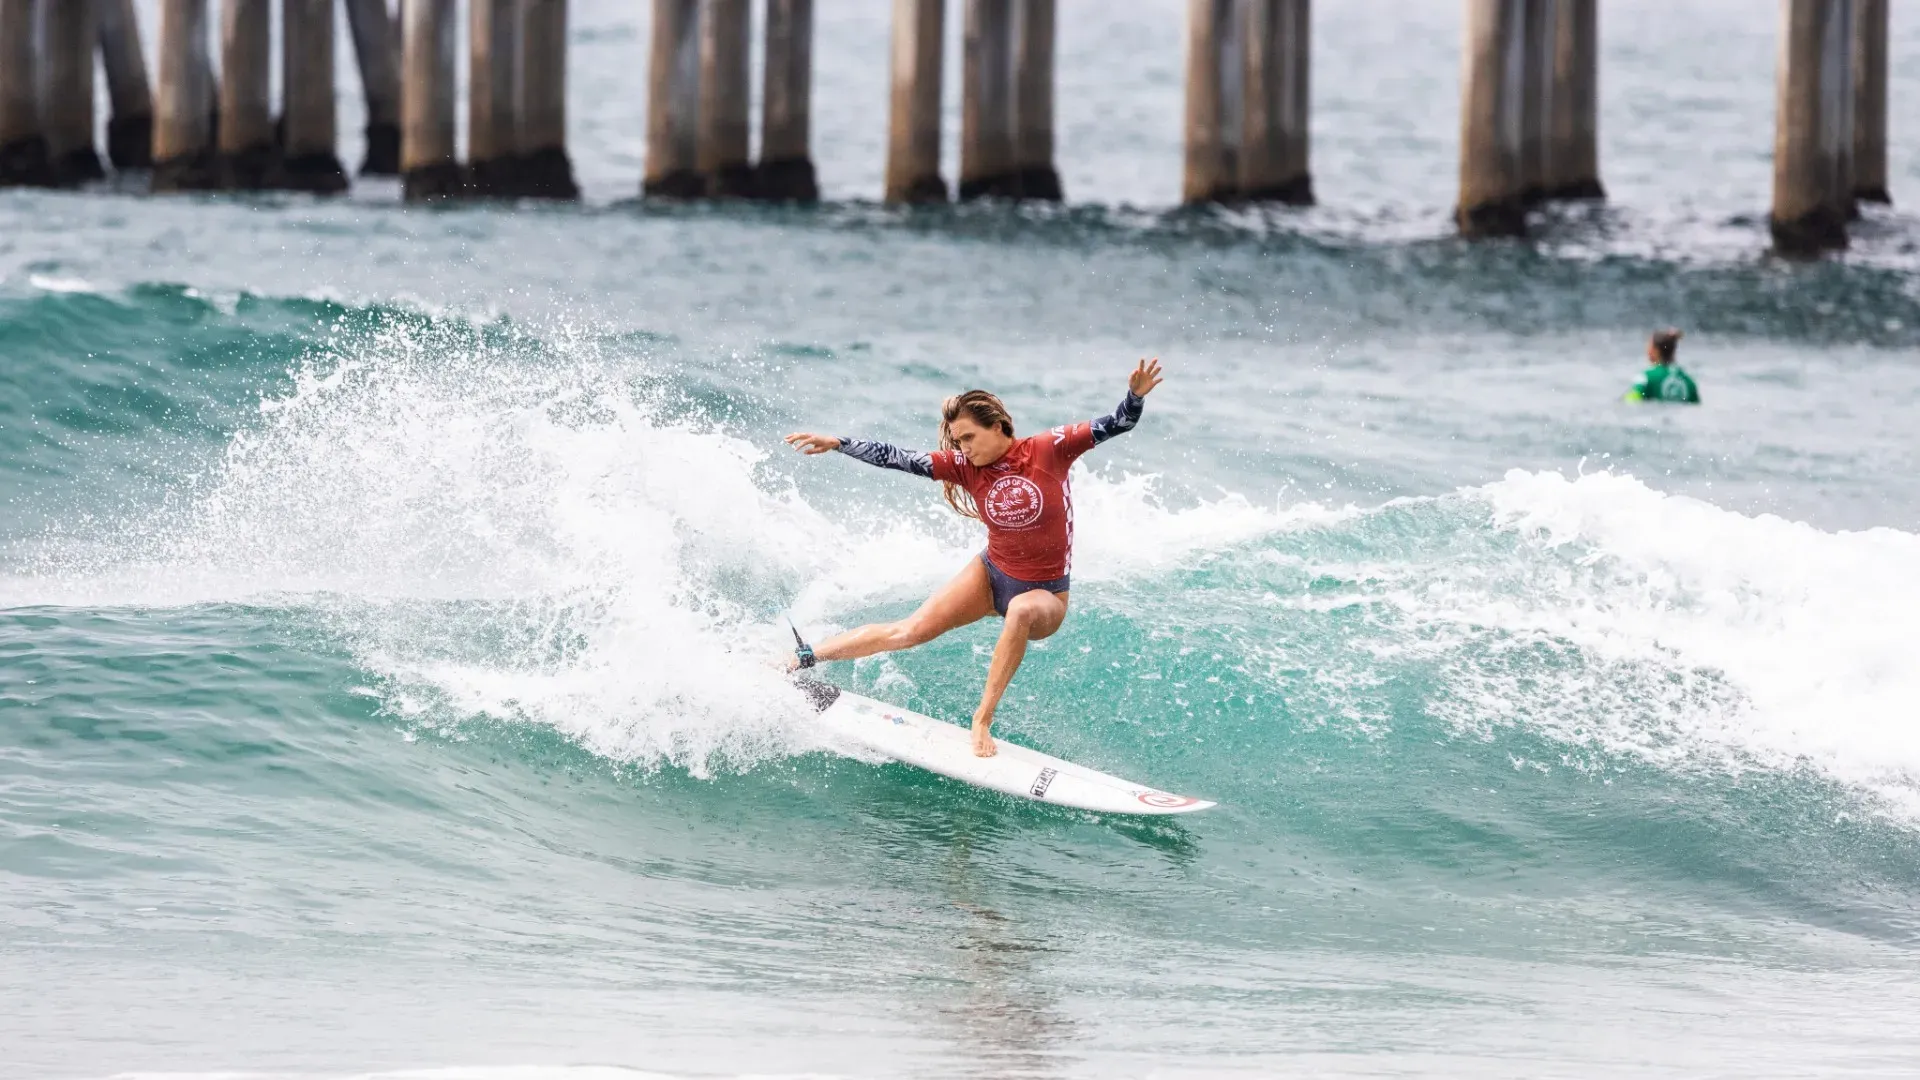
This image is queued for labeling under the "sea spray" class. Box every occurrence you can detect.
[9,304,1920,816]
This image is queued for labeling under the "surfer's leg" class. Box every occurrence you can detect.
[806,558,996,664]
[970,590,1069,757]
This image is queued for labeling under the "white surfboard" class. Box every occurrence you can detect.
[798,680,1215,816]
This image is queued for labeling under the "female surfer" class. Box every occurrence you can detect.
[784,358,1164,758]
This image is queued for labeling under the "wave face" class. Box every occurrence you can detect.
[6,197,1920,1075]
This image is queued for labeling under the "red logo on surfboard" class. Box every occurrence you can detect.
[1136,791,1197,809]
[984,476,1044,528]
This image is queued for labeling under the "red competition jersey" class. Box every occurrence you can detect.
[930,421,1098,581]
[831,389,1145,581]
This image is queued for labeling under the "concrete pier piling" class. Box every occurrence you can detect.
[401,0,462,199]
[344,0,402,175]
[219,0,276,187]
[520,0,579,199]
[1771,0,1855,255]
[1187,0,1312,206]
[469,0,522,195]
[644,0,702,196]
[98,0,154,169]
[961,0,1016,199]
[1457,0,1527,237]
[0,0,1869,258]
[1182,0,1232,204]
[759,0,818,201]
[1544,0,1603,199]
[0,0,51,186]
[281,0,349,192]
[153,0,220,191]
[1011,0,1061,199]
[1459,0,1599,223]
[959,0,1057,200]
[1240,0,1312,204]
[1518,0,1552,202]
[44,0,106,184]
[643,0,816,202]
[885,0,947,203]
[699,0,754,196]
[1852,0,1888,204]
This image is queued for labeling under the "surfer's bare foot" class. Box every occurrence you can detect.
[971,712,997,757]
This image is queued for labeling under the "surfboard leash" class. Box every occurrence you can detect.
[788,620,816,670]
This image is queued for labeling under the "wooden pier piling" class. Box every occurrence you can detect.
[520,0,579,199]
[1852,0,1889,204]
[0,0,50,186]
[644,0,702,196]
[153,0,220,191]
[344,0,402,175]
[44,0,106,184]
[960,0,1016,199]
[1011,0,1062,199]
[885,0,947,203]
[699,0,754,196]
[469,0,522,195]
[98,0,154,169]
[1543,0,1602,199]
[759,0,818,201]
[219,0,276,188]
[1771,0,1854,254]
[1240,0,1312,204]
[401,0,462,199]
[281,0,349,192]
[1457,0,1527,237]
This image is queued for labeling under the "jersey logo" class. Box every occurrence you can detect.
[1050,425,1067,445]
[983,475,1045,528]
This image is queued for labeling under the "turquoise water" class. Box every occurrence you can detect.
[7,2,1920,1077]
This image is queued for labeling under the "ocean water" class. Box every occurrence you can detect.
[5,1,1920,1077]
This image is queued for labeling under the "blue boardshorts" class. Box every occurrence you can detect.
[979,553,1070,617]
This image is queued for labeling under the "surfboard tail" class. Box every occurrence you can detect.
[795,677,841,711]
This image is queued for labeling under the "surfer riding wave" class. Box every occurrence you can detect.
[785,358,1165,757]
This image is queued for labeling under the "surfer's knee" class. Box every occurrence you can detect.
[1004,593,1051,632]
[893,616,940,648]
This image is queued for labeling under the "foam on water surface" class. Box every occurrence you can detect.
[6,308,1917,829]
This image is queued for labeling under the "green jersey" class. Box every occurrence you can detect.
[1626,365,1699,404]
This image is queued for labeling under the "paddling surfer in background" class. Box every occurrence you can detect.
[784,359,1165,757]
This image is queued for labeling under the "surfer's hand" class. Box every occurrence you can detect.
[1128,357,1164,397]
[785,433,842,455]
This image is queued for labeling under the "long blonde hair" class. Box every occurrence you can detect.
[937,390,1014,520]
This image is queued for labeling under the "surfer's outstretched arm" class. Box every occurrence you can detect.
[1076,357,1161,451]
[835,437,936,477]
[783,433,936,478]
[1088,390,1145,443]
